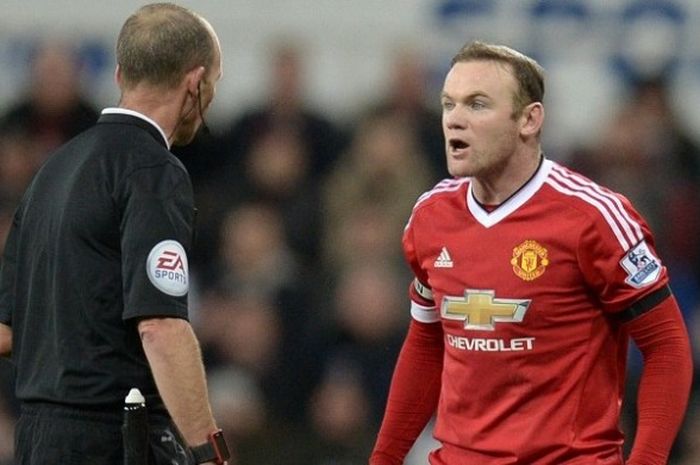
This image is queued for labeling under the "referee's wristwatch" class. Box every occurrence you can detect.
[191,429,230,465]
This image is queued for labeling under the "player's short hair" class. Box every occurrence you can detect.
[117,3,215,89]
[451,41,545,118]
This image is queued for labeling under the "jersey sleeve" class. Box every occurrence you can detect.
[118,162,195,321]
[403,210,438,323]
[577,192,668,314]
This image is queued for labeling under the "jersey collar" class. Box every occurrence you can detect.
[467,158,554,228]
[100,108,170,149]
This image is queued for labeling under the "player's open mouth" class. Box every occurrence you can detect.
[449,138,469,154]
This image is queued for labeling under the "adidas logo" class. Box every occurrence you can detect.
[434,247,454,268]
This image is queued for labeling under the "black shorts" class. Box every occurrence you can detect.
[15,403,193,465]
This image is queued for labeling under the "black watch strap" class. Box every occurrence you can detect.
[190,429,230,464]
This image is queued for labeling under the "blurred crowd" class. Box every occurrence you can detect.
[0,38,698,465]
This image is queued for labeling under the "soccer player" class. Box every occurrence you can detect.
[369,41,693,465]
[0,3,229,464]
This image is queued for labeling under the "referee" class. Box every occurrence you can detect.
[0,3,229,464]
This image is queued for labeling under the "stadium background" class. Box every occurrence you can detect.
[0,0,699,463]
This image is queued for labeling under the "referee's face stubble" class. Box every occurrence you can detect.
[172,29,223,146]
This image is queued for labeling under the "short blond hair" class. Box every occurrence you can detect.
[451,41,545,117]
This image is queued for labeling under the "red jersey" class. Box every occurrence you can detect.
[403,158,668,465]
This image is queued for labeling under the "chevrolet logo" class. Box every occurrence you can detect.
[441,290,531,331]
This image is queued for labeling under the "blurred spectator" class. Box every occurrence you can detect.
[198,293,282,375]
[368,45,446,179]
[206,362,331,465]
[0,40,98,165]
[677,392,700,465]
[191,126,325,272]
[570,77,700,268]
[239,128,323,263]
[319,261,408,425]
[324,202,399,275]
[0,396,13,465]
[197,291,322,425]
[198,203,323,423]
[196,294,271,404]
[212,201,311,303]
[220,38,346,182]
[0,130,41,205]
[178,39,347,270]
[569,76,700,290]
[302,361,376,465]
[322,109,434,271]
[201,39,350,267]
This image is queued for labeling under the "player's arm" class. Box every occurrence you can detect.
[138,316,218,447]
[573,189,693,464]
[370,201,444,465]
[0,323,10,357]
[621,288,693,465]
[370,316,444,465]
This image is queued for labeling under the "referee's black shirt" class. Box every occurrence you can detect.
[0,110,194,413]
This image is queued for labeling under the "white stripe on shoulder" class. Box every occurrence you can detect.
[550,165,643,243]
[545,176,629,250]
[405,178,468,231]
[414,177,469,209]
[546,170,639,251]
[410,301,440,323]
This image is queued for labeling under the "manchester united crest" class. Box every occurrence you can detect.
[511,240,549,281]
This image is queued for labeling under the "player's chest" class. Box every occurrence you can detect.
[416,213,587,328]
[422,210,580,273]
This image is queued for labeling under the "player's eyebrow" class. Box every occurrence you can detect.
[440,90,491,101]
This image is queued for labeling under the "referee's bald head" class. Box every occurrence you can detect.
[116,3,217,90]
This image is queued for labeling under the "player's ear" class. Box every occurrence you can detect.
[520,101,544,138]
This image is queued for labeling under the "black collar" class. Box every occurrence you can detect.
[97,113,168,149]
[472,153,545,211]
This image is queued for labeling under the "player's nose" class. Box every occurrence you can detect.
[444,108,467,130]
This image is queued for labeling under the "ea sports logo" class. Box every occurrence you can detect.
[156,250,185,272]
[147,240,189,296]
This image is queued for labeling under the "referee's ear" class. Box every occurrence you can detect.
[114,64,125,91]
[185,66,206,97]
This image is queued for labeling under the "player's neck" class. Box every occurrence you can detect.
[472,149,543,206]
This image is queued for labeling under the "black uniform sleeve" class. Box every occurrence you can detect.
[0,207,21,325]
[118,162,195,321]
